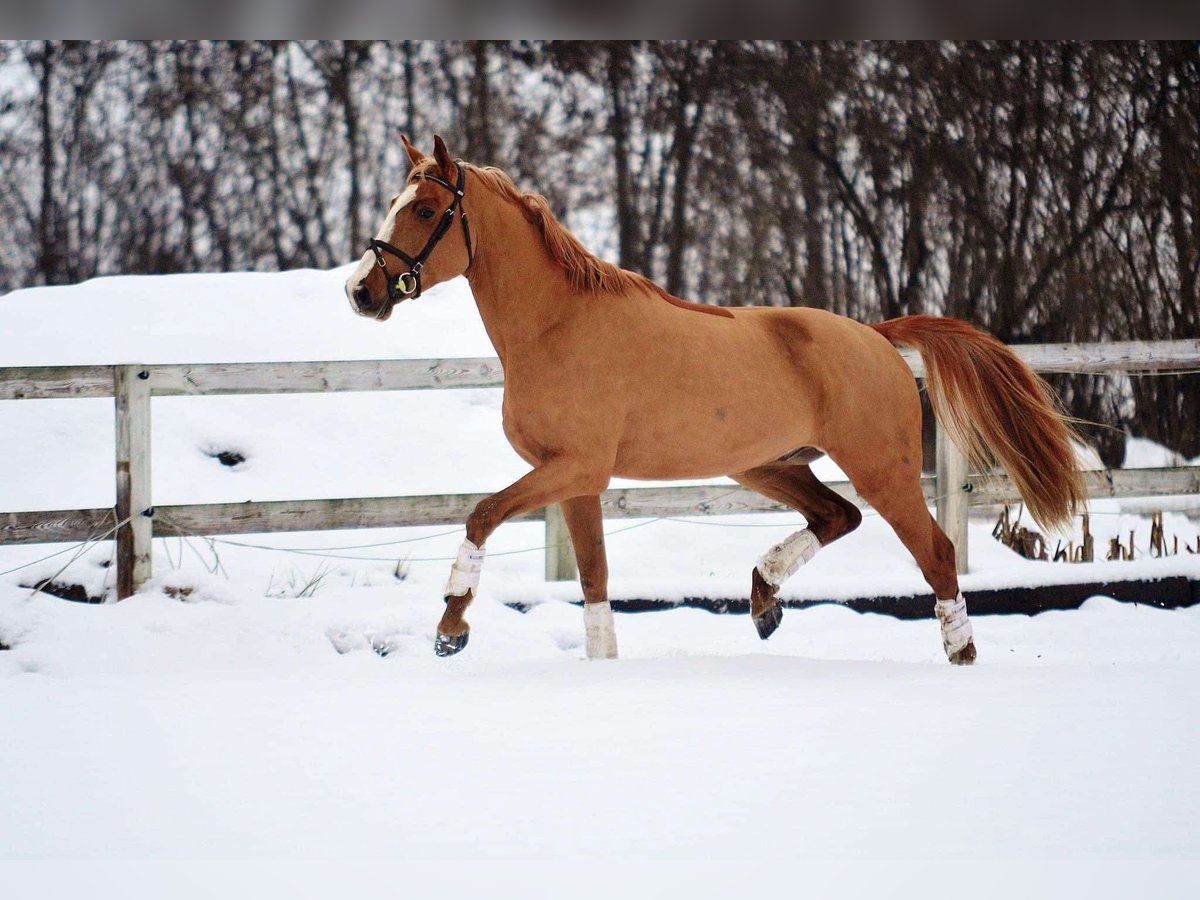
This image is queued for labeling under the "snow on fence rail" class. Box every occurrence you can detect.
[2,339,1199,598]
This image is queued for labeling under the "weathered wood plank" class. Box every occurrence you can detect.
[966,466,1200,506]
[2,339,1196,398]
[0,497,517,544]
[600,485,788,519]
[1012,339,1200,374]
[141,465,1200,535]
[0,359,504,399]
[114,365,153,599]
[0,508,117,545]
[600,479,940,520]
[155,494,534,536]
[897,339,1200,378]
[2,467,1196,545]
[160,481,941,537]
[0,365,113,399]
[149,358,505,396]
[0,484,896,544]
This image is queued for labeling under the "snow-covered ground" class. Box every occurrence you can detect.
[2,268,1199,862]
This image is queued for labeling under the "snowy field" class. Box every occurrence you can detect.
[2,267,1200,865]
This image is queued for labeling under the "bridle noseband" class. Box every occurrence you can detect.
[367,163,473,306]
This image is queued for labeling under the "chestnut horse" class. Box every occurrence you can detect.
[345,135,1084,665]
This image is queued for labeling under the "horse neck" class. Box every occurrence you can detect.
[464,186,580,365]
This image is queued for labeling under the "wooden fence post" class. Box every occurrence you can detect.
[544,502,577,582]
[935,422,969,575]
[114,364,153,599]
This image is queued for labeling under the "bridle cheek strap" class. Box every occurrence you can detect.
[367,164,472,303]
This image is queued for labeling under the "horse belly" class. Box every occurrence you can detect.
[612,377,818,479]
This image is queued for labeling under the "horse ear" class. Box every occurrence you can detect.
[400,134,426,170]
[432,134,458,179]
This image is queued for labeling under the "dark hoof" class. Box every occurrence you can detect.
[753,602,783,640]
[434,630,469,657]
[949,639,977,666]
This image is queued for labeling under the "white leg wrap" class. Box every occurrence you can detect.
[444,539,485,597]
[756,528,821,589]
[935,592,974,658]
[584,600,618,660]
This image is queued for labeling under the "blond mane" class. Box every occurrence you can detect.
[416,160,731,318]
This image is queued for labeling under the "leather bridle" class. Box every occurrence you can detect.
[366,163,473,305]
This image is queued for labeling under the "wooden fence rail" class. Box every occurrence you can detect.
[2,338,1198,597]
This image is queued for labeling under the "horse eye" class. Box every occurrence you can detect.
[416,207,435,221]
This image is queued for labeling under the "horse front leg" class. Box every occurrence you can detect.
[559,495,616,659]
[435,460,610,657]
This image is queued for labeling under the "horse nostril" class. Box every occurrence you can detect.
[353,284,372,308]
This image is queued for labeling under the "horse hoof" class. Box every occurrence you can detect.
[949,639,977,665]
[434,630,469,657]
[753,603,783,640]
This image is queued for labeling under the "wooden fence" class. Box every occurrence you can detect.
[2,339,1199,598]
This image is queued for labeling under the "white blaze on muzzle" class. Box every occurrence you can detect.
[756,528,821,589]
[346,184,419,297]
[935,592,974,658]
[445,539,485,597]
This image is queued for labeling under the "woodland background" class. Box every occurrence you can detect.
[1,40,1197,463]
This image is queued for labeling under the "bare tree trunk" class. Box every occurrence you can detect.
[34,41,62,285]
[284,46,335,266]
[307,40,369,259]
[795,149,829,309]
[664,45,711,296]
[605,42,640,270]
[337,42,366,258]
[403,40,417,139]
[466,41,496,162]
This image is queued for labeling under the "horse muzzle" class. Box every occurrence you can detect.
[347,281,395,321]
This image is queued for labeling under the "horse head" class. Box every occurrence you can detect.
[345,134,474,321]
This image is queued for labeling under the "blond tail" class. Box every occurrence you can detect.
[872,315,1085,531]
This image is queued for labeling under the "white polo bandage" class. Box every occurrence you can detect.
[584,600,618,660]
[444,539,485,597]
[935,592,973,657]
[756,528,821,588]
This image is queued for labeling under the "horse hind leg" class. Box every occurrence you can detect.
[732,463,863,640]
[836,456,976,665]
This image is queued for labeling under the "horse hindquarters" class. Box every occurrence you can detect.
[830,315,1083,663]
[810,323,977,663]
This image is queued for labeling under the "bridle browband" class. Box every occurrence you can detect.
[366,162,473,306]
